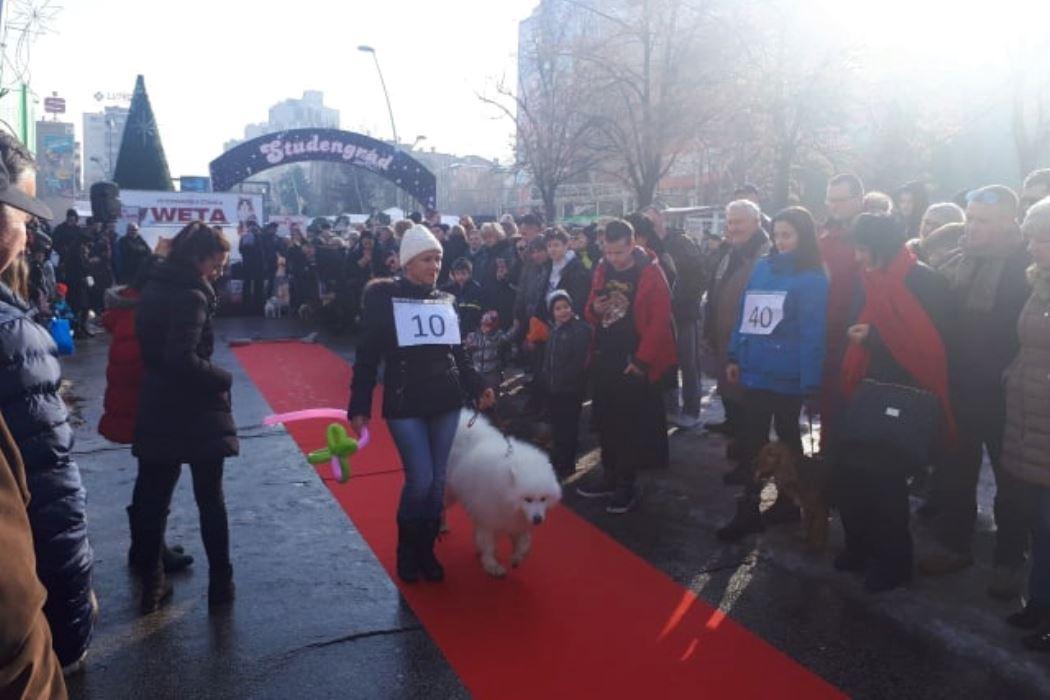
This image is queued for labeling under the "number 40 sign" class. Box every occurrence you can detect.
[739,291,786,336]
[393,298,462,347]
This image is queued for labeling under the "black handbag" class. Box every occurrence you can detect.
[840,379,940,464]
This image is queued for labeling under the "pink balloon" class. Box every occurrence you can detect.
[263,408,348,426]
[264,409,370,447]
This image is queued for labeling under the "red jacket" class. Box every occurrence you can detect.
[98,287,142,444]
[585,247,677,382]
[818,224,861,370]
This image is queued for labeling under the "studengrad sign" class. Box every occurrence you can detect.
[209,128,437,209]
[117,190,264,262]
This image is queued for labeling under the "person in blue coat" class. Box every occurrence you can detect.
[718,206,829,542]
[0,130,95,672]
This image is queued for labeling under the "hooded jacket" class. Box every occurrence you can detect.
[349,276,484,419]
[0,282,93,667]
[1002,267,1050,486]
[585,247,677,382]
[99,286,143,444]
[134,260,238,463]
[0,411,66,699]
[729,252,828,395]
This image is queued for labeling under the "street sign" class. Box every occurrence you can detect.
[43,97,66,114]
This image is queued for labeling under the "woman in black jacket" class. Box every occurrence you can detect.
[349,225,494,583]
[131,222,238,614]
[0,132,96,672]
[835,214,955,593]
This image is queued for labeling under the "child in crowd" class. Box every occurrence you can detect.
[52,283,76,324]
[465,310,517,395]
[443,258,485,334]
[541,290,592,479]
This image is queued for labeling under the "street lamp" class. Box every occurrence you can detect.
[357,45,399,148]
[409,135,427,151]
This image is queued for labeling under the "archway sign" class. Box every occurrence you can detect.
[209,128,436,209]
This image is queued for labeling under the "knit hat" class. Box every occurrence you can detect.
[399,224,443,267]
[547,289,572,313]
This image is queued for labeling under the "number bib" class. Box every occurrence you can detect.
[392,298,462,347]
[739,291,786,336]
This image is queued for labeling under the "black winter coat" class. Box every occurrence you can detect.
[851,262,953,388]
[0,282,94,666]
[947,244,1030,426]
[349,277,483,420]
[443,278,485,335]
[663,231,707,321]
[117,233,152,285]
[537,255,592,322]
[542,317,592,395]
[441,235,469,285]
[134,260,238,463]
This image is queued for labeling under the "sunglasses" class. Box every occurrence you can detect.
[966,190,1003,205]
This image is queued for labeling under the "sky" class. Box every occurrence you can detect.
[17,0,538,177]
[11,0,1050,180]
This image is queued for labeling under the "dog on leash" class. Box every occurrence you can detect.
[264,296,289,319]
[754,442,831,549]
[445,410,562,577]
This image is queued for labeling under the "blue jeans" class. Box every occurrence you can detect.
[387,410,460,520]
[664,317,701,417]
[1029,485,1050,607]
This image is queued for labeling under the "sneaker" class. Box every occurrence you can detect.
[606,486,638,514]
[673,413,703,430]
[705,420,733,435]
[576,474,616,499]
[864,567,911,594]
[988,565,1026,601]
[1007,602,1049,630]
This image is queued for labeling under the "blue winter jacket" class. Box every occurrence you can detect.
[728,252,828,396]
[0,282,93,666]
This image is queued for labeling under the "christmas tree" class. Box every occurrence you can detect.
[112,75,174,191]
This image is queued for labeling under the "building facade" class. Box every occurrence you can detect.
[83,106,129,186]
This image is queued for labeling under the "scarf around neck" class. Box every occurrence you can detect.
[841,246,957,445]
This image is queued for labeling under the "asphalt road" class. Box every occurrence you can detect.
[61,317,1045,699]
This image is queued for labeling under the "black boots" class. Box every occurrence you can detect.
[126,505,194,574]
[397,518,422,582]
[140,563,173,615]
[417,519,445,582]
[208,565,235,611]
[396,518,444,583]
[716,496,764,542]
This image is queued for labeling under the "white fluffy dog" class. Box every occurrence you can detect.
[445,410,562,577]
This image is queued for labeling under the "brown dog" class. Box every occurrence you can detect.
[754,442,831,550]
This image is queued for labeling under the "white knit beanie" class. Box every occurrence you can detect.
[399,224,443,267]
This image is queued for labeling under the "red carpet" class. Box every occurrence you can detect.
[235,342,845,699]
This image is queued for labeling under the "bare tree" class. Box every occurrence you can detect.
[1009,32,1050,179]
[566,0,727,208]
[479,2,603,222]
[722,1,859,210]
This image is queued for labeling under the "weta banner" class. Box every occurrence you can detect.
[118,190,264,261]
[209,128,437,209]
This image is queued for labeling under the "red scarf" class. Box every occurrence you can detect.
[841,247,957,444]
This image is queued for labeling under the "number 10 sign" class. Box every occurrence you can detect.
[393,298,462,347]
